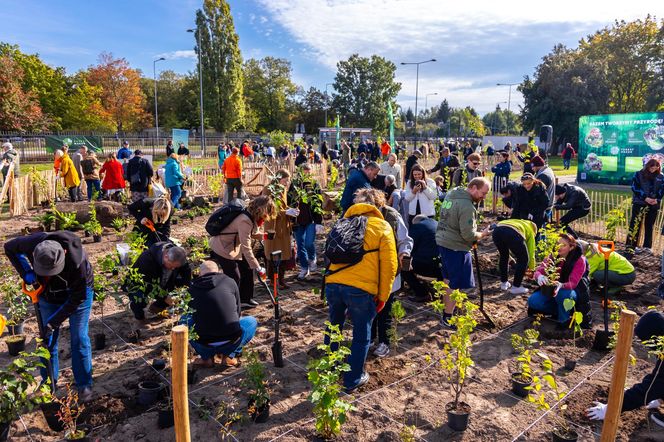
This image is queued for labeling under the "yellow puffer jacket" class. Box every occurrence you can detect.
[60,154,80,187]
[325,203,398,301]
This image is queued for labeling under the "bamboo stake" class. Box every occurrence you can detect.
[171,325,191,442]
[600,309,637,442]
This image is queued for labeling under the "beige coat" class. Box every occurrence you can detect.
[209,213,260,269]
[261,188,292,260]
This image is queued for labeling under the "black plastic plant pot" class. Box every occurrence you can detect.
[158,407,175,429]
[6,335,26,356]
[40,402,65,431]
[7,322,24,336]
[84,230,91,238]
[592,330,613,351]
[187,367,199,385]
[137,381,164,406]
[552,426,578,442]
[152,358,167,371]
[0,421,10,442]
[445,401,470,432]
[93,234,102,243]
[540,284,557,298]
[511,373,532,398]
[564,358,577,371]
[94,333,106,350]
[248,399,270,423]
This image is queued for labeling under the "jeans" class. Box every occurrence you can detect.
[558,207,590,238]
[492,226,529,287]
[563,159,571,170]
[68,186,78,202]
[226,178,242,201]
[85,179,101,201]
[527,288,577,323]
[38,287,93,389]
[293,224,316,269]
[627,204,659,249]
[169,185,182,209]
[371,294,396,345]
[186,316,257,359]
[325,283,377,389]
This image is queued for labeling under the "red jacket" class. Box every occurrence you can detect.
[100,160,126,190]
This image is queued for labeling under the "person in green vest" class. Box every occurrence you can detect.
[491,219,538,295]
[578,240,636,295]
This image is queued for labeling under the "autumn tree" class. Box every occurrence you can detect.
[0,55,48,131]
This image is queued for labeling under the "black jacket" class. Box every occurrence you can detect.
[429,155,460,174]
[512,184,549,227]
[125,156,154,192]
[190,272,243,345]
[631,171,664,206]
[288,177,323,226]
[4,231,93,327]
[409,218,438,267]
[405,155,419,183]
[500,181,520,209]
[555,184,591,211]
[128,198,172,244]
[132,242,191,295]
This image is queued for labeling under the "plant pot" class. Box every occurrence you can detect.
[592,330,613,351]
[152,358,166,371]
[540,284,557,297]
[0,421,10,442]
[511,373,532,398]
[248,399,270,423]
[94,333,106,350]
[187,367,199,385]
[564,357,577,371]
[84,230,91,237]
[40,401,65,431]
[158,407,175,429]
[137,381,164,406]
[6,322,24,336]
[93,234,102,243]
[65,424,91,442]
[552,426,578,442]
[445,401,471,431]
[6,335,26,356]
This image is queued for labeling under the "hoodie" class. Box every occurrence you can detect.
[435,187,481,252]
[189,272,243,344]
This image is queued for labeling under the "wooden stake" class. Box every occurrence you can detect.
[171,325,191,442]
[600,309,637,442]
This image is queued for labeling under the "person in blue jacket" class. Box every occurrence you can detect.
[626,158,664,253]
[117,140,132,160]
[164,153,185,209]
[491,151,512,195]
[339,162,380,214]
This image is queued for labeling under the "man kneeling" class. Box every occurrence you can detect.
[187,261,257,368]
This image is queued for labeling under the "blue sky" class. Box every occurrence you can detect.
[0,0,660,116]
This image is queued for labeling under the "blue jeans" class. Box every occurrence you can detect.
[169,185,182,209]
[38,287,94,389]
[186,316,257,360]
[85,179,101,201]
[563,159,571,170]
[325,283,377,389]
[527,288,577,323]
[293,223,316,269]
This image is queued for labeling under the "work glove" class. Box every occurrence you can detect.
[527,214,533,221]
[256,267,267,280]
[647,399,662,409]
[315,224,325,235]
[18,254,36,284]
[374,297,386,313]
[285,207,299,217]
[23,271,37,286]
[586,401,607,420]
[555,282,563,294]
[537,275,549,286]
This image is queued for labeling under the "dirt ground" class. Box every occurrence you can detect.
[1,205,663,442]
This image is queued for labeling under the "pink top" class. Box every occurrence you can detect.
[534,256,587,291]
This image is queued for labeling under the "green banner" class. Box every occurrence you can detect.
[388,102,395,149]
[335,115,341,149]
[44,135,102,153]
[578,112,664,185]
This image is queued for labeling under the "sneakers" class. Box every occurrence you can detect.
[500,281,512,291]
[651,411,664,428]
[308,259,318,273]
[509,286,529,295]
[441,315,457,330]
[78,387,93,403]
[297,268,310,280]
[373,342,390,358]
[345,372,370,393]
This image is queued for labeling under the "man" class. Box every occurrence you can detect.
[451,152,483,188]
[531,155,556,216]
[379,153,402,188]
[339,162,380,214]
[519,137,539,174]
[357,140,368,157]
[117,141,132,161]
[125,149,154,203]
[429,147,460,175]
[186,261,257,368]
[128,242,191,323]
[499,181,520,212]
[380,139,391,160]
[554,184,591,237]
[166,139,175,157]
[324,200,397,391]
[5,231,94,402]
[1,142,20,183]
[404,150,422,187]
[221,147,243,202]
[71,146,87,201]
[436,177,493,328]
[403,215,442,302]
[177,142,190,161]
[561,143,575,170]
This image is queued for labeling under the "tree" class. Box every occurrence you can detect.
[86,52,149,133]
[436,99,451,123]
[482,105,507,135]
[449,107,486,137]
[196,0,245,132]
[405,107,415,123]
[61,73,114,131]
[296,87,327,135]
[141,70,200,131]
[0,55,48,131]
[331,54,401,133]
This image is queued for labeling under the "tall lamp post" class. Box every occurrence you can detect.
[188,28,206,156]
[153,57,165,148]
[400,59,436,141]
[324,82,334,128]
[496,82,518,136]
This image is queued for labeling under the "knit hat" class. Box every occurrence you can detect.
[555,184,566,195]
[520,173,535,181]
[33,240,65,276]
[531,156,545,167]
[635,310,664,342]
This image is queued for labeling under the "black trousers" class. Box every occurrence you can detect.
[402,259,441,296]
[627,204,659,249]
[212,251,255,303]
[492,226,529,287]
[226,178,243,201]
[371,293,397,345]
[558,207,590,238]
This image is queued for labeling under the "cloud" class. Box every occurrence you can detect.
[157,50,197,60]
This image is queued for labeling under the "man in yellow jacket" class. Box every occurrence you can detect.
[325,202,397,392]
[58,148,81,202]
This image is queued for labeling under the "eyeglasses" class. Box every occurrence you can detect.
[472,162,480,166]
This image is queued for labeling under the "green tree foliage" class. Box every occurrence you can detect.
[331,54,401,132]
[450,107,486,137]
[294,87,327,135]
[141,70,200,130]
[436,99,451,123]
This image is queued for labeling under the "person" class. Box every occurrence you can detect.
[177,142,189,159]
[627,158,664,253]
[164,153,185,209]
[59,147,81,202]
[1,142,20,182]
[436,177,493,329]
[451,152,483,188]
[217,143,228,170]
[320,141,328,160]
[518,137,539,174]
[577,240,635,294]
[491,151,512,200]
[128,242,191,322]
[587,310,664,426]
[357,140,368,157]
[527,233,590,326]
[512,173,549,228]
[380,139,391,160]
[265,144,276,163]
[404,164,437,225]
[383,175,397,205]
[462,143,474,160]
[403,215,441,302]
[561,143,575,170]
[379,153,402,188]
[288,164,323,280]
[166,139,175,157]
[554,184,591,237]
[340,162,380,215]
[294,148,308,167]
[209,196,276,307]
[492,219,538,295]
[117,141,132,160]
[324,200,398,391]
[531,155,556,217]
[341,141,351,168]
[241,140,254,161]
[499,181,520,213]
[81,151,103,201]
[71,146,86,201]
[221,147,243,202]
[99,152,125,201]
[404,150,422,187]
[5,231,94,401]
[428,147,460,190]
[262,170,295,289]
[485,142,495,166]
[125,149,154,203]
[128,196,173,246]
[186,261,258,368]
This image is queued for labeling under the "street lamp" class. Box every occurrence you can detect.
[188,28,206,156]
[496,82,518,136]
[324,82,334,128]
[400,59,436,141]
[153,57,165,147]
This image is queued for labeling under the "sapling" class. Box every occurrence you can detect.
[93,275,109,323]
[399,424,417,442]
[111,217,126,232]
[608,300,627,350]
[642,335,664,415]
[55,383,85,440]
[242,351,270,420]
[510,315,542,354]
[627,206,648,252]
[563,298,584,346]
[604,200,628,241]
[389,299,406,350]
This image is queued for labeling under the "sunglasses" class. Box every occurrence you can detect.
[472,162,480,166]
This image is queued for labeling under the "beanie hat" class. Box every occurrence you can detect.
[635,310,664,342]
[555,184,566,195]
[33,240,66,276]
[531,156,545,167]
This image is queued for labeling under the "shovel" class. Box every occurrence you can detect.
[22,282,57,393]
[143,219,166,243]
[258,251,284,367]
[472,243,496,328]
[592,240,615,351]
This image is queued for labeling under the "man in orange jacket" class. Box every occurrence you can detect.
[221,147,243,201]
[380,140,391,160]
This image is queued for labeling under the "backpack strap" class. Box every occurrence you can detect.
[323,248,379,277]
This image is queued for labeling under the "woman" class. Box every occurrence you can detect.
[491,151,512,196]
[100,152,126,201]
[512,173,549,228]
[627,158,664,253]
[451,153,484,188]
[217,143,229,170]
[288,164,323,280]
[262,170,296,289]
[164,153,185,209]
[404,164,437,225]
[294,148,308,167]
[528,234,590,326]
[209,195,276,307]
[82,151,103,201]
[58,148,80,202]
[128,196,173,246]
[492,219,537,295]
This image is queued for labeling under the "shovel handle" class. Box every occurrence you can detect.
[22,281,44,304]
[597,240,614,259]
[144,219,156,232]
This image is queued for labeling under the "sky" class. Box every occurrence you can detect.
[0,0,661,117]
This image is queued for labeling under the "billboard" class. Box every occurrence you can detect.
[578,112,664,185]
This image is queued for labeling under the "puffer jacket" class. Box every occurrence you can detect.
[631,170,664,206]
[164,157,185,188]
[325,203,398,301]
[585,245,634,276]
[496,219,538,270]
[59,153,80,187]
[555,184,591,211]
[435,187,481,251]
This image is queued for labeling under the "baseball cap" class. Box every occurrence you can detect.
[33,240,65,276]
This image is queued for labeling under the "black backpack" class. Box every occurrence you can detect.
[205,200,250,236]
[81,158,94,175]
[324,215,378,275]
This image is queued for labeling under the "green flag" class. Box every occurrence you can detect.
[335,115,341,149]
[388,102,395,149]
